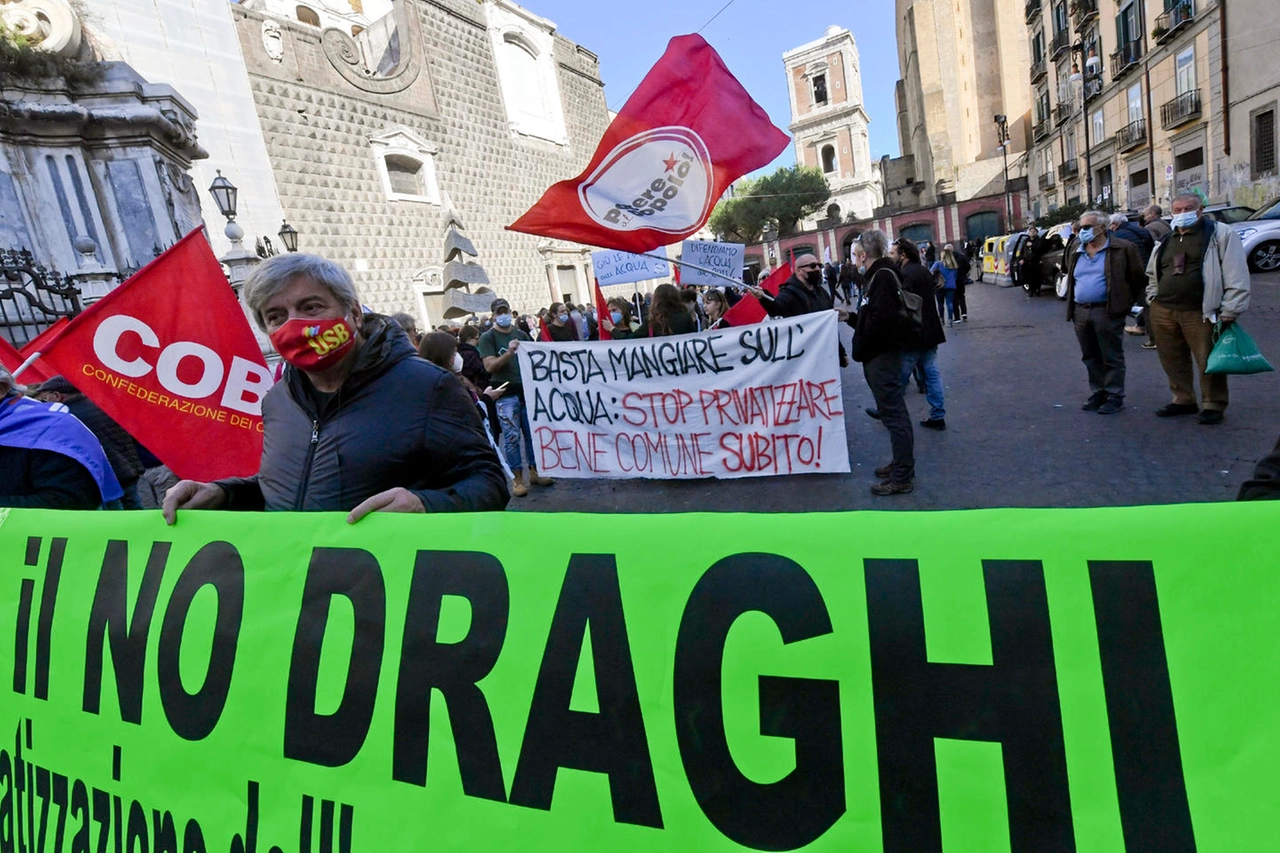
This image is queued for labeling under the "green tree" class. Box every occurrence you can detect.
[1034,199,1116,229]
[709,165,831,242]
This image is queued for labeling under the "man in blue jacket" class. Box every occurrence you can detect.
[163,254,508,523]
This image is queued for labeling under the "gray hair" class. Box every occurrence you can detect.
[858,229,889,260]
[1109,212,1129,228]
[243,253,360,331]
[1079,209,1109,228]
[1172,193,1204,210]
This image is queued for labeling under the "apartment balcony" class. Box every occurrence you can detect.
[1059,159,1080,180]
[1033,121,1052,143]
[1030,57,1048,83]
[1161,89,1202,130]
[1083,74,1104,104]
[1039,170,1057,191]
[1154,0,1196,45]
[1071,0,1098,31]
[1110,39,1143,80]
[1051,29,1072,59]
[1115,118,1147,152]
[1025,0,1042,22]
[1053,102,1074,126]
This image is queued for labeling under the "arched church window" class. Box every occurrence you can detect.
[821,145,837,174]
[295,6,320,27]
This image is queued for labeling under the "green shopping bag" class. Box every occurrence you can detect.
[1205,321,1275,375]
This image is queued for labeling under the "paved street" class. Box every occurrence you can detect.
[518,270,1280,512]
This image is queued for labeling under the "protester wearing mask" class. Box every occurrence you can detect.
[478,297,553,497]
[1145,193,1252,425]
[1064,211,1147,415]
[162,254,508,522]
[600,297,636,339]
[748,252,848,366]
[544,302,578,342]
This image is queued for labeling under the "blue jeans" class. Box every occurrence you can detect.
[900,348,945,420]
[935,289,957,321]
[495,393,534,474]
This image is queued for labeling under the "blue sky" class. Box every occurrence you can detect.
[530,0,903,171]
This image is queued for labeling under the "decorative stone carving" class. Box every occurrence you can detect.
[0,0,83,58]
[320,0,421,94]
[261,19,284,63]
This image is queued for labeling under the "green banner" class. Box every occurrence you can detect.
[1,504,1277,851]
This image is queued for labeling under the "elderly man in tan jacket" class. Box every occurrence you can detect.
[1145,193,1251,425]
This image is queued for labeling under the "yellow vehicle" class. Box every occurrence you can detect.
[982,235,1010,276]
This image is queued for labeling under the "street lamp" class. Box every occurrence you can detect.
[207,170,238,221]
[994,114,1012,231]
[1070,42,1096,205]
[277,219,299,252]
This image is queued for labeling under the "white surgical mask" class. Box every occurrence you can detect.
[1171,212,1199,230]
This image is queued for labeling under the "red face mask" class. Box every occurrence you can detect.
[269,315,357,371]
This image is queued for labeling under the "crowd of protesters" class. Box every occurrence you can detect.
[4,201,1278,510]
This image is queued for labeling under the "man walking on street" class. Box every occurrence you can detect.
[1065,210,1146,415]
[479,297,554,495]
[891,237,948,429]
[1145,194,1252,425]
[852,230,915,495]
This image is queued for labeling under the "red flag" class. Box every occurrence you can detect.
[508,34,788,253]
[39,228,271,480]
[538,321,552,342]
[0,336,22,374]
[593,279,612,341]
[719,261,792,328]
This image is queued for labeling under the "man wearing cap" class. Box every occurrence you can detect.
[478,297,553,497]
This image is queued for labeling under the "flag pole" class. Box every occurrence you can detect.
[11,351,41,380]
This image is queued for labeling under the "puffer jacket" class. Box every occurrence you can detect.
[217,315,508,512]
[1146,217,1251,322]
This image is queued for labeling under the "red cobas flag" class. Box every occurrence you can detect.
[13,317,70,383]
[508,34,788,253]
[39,228,271,480]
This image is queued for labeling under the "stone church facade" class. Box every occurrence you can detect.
[230,0,611,324]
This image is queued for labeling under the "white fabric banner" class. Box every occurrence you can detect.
[517,311,850,479]
[591,246,670,286]
[679,239,745,286]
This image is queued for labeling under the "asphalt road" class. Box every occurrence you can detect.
[516,270,1280,512]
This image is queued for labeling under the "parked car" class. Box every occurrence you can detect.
[1204,204,1256,224]
[1230,199,1280,272]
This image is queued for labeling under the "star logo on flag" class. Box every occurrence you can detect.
[662,153,679,172]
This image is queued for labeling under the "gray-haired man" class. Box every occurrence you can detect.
[163,253,508,521]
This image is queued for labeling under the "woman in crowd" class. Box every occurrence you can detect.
[930,244,960,327]
[704,288,732,329]
[633,283,696,338]
[601,297,636,339]
[544,302,578,342]
[418,331,511,482]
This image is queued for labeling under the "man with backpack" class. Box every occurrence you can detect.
[891,238,948,430]
[851,230,917,496]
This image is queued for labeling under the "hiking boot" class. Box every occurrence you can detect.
[1155,402,1199,417]
[871,480,914,496]
[511,471,529,497]
[874,463,893,479]
[529,467,554,486]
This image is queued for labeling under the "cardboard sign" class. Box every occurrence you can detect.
[592,247,670,287]
[679,241,746,286]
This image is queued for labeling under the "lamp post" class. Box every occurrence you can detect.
[994,114,1012,231]
[206,170,259,291]
[277,219,299,253]
[1070,42,1096,205]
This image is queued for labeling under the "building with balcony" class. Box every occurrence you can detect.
[1222,0,1280,207]
[1025,0,1232,220]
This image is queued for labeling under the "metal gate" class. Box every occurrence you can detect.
[0,248,83,348]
